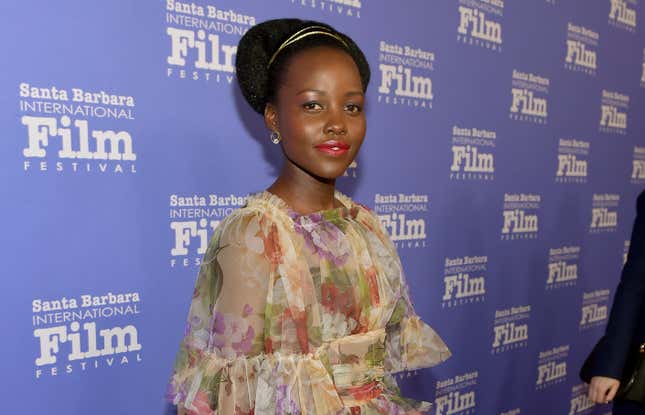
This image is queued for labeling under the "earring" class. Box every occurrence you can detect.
[270,131,282,144]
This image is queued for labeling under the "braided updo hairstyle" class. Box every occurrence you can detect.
[235,18,371,114]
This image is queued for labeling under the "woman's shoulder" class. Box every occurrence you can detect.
[201,196,280,263]
[337,191,396,246]
[220,194,268,222]
[216,189,312,245]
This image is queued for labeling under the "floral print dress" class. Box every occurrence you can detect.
[167,189,451,415]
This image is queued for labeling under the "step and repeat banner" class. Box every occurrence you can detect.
[2,0,644,414]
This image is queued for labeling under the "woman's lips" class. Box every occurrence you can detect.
[314,140,350,156]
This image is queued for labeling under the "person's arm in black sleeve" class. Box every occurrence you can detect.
[584,190,645,380]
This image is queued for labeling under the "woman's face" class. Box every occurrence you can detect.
[265,46,366,180]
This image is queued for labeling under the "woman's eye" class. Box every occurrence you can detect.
[303,102,323,111]
[345,104,362,113]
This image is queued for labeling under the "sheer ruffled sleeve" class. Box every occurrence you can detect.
[358,205,452,373]
[167,208,345,415]
[167,209,272,414]
[384,267,452,373]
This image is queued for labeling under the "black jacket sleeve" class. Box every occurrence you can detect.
[580,190,645,381]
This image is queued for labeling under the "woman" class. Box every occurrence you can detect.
[167,18,451,415]
[581,190,645,414]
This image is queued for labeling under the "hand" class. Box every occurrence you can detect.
[176,406,187,415]
[588,376,621,404]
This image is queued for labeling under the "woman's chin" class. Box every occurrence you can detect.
[313,166,353,181]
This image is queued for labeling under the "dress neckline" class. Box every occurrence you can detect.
[248,188,356,219]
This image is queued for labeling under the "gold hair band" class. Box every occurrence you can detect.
[267,26,349,68]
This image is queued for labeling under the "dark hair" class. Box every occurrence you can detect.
[236,18,371,114]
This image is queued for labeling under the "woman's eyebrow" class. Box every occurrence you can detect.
[296,88,326,95]
[296,89,364,97]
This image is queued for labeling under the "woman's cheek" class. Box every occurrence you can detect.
[302,122,323,141]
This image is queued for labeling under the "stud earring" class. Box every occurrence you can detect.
[270,131,282,144]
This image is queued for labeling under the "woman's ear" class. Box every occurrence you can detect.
[264,102,279,132]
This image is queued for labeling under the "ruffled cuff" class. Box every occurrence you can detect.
[385,314,452,373]
[167,351,344,415]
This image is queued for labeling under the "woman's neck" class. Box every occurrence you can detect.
[266,163,340,215]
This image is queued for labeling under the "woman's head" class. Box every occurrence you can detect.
[236,19,370,180]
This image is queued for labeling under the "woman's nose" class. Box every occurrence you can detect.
[324,108,347,135]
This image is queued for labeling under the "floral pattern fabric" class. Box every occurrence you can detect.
[167,189,451,415]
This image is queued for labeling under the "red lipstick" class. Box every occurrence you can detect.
[314,140,350,156]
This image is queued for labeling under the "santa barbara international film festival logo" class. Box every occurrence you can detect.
[501,193,540,240]
[434,370,478,415]
[556,138,589,184]
[165,1,256,83]
[442,255,486,308]
[547,246,580,290]
[374,193,429,249]
[377,40,435,109]
[509,70,549,124]
[569,383,597,414]
[457,0,503,52]
[579,289,610,330]
[608,0,637,33]
[169,193,247,268]
[31,291,142,379]
[18,82,137,175]
[564,23,598,76]
[599,89,629,135]
[589,193,619,233]
[450,125,495,181]
[631,146,645,184]
[491,304,530,354]
[289,0,362,19]
[535,345,569,390]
